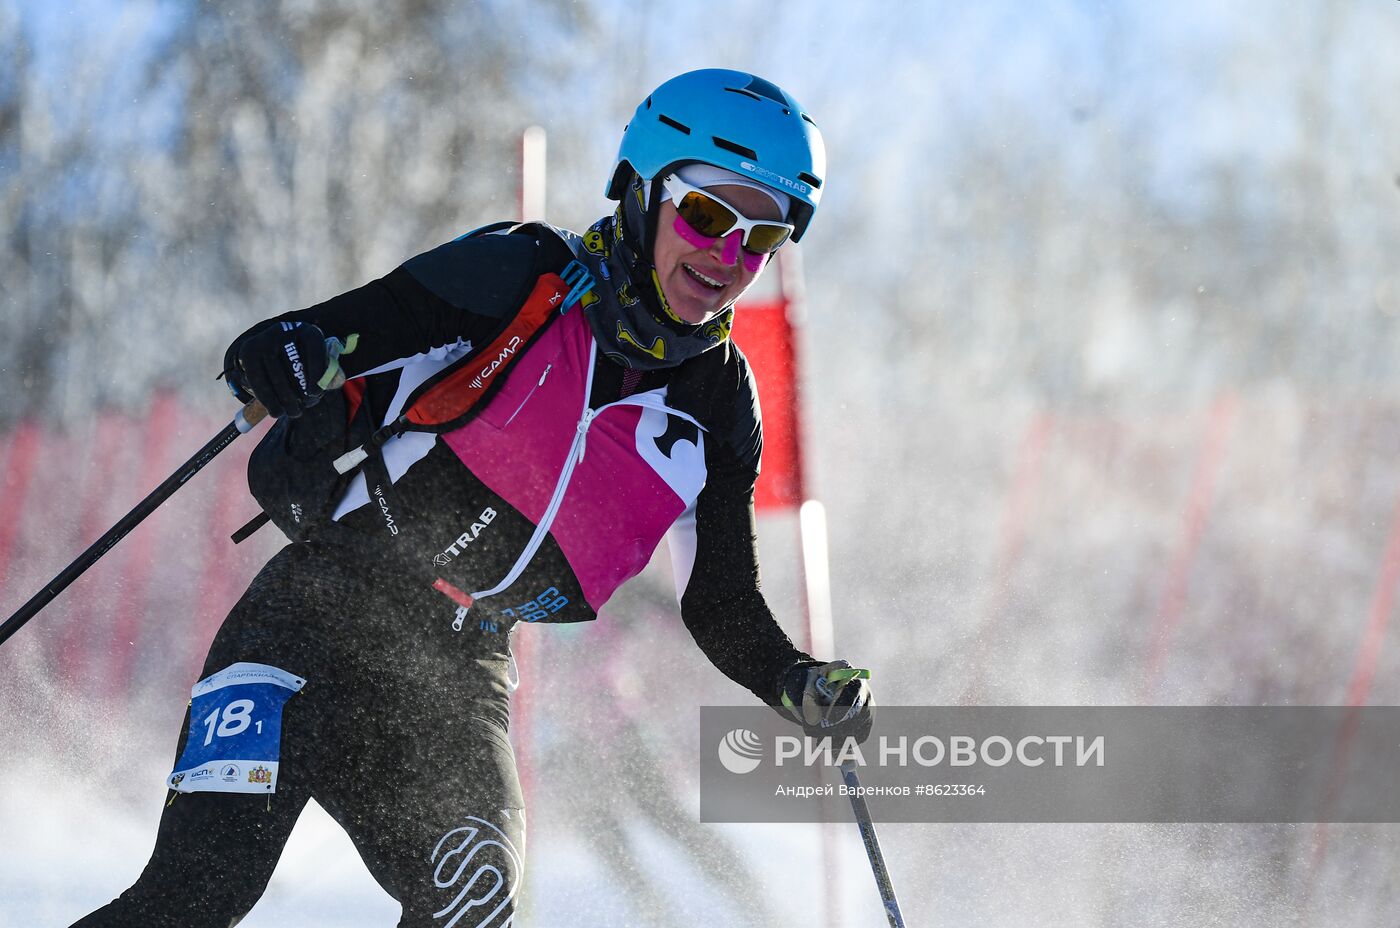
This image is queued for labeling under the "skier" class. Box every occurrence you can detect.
[74,68,874,927]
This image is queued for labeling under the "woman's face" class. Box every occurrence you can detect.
[650,184,783,325]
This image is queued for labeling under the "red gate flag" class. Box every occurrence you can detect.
[733,252,805,512]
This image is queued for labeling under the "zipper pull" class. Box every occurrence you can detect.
[538,364,552,387]
[576,408,596,462]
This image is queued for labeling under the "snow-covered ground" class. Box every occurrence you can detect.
[7,659,1399,928]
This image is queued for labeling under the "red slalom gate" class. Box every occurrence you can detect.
[733,254,806,512]
[1306,466,1400,891]
[194,439,262,644]
[55,413,128,688]
[1339,486,1400,710]
[732,251,851,920]
[961,412,1055,704]
[0,421,43,598]
[106,395,182,700]
[1140,393,1238,700]
[0,401,269,700]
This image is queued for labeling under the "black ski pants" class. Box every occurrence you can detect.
[73,542,525,928]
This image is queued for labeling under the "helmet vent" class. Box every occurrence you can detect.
[801,113,817,127]
[723,87,763,102]
[712,136,757,159]
[798,171,822,189]
[657,114,691,135]
[741,76,789,104]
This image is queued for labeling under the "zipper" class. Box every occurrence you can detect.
[464,337,703,609]
[467,343,600,603]
[500,363,556,430]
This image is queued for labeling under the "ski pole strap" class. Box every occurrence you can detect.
[826,667,871,685]
[318,333,359,391]
[230,511,271,545]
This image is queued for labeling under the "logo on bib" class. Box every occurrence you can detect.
[248,765,272,785]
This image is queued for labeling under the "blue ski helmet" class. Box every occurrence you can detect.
[606,69,826,242]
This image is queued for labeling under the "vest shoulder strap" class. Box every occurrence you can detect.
[379,222,593,437]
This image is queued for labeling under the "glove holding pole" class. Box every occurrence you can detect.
[224,321,346,419]
[777,661,904,925]
[777,658,875,743]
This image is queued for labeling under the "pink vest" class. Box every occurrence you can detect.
[442,310,707,611]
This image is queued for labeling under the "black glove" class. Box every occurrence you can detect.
[224,321,331,419]
[778,659,875,743]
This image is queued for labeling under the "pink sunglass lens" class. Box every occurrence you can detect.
[673,213,717,249]
[721,231,741,266]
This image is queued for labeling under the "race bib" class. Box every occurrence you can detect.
[168,662,305,795]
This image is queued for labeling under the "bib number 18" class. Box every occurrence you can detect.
[201,699,262,746]
[170,662,305,795]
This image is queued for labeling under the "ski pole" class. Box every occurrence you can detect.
[0,399,268,648]
[0,335,356,648]
[841,759,909,928]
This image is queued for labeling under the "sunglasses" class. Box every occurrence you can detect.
[659,174,795,256]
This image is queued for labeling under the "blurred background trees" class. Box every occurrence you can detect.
[0,0,591,421]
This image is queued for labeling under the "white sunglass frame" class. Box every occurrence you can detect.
[659,174,795,254]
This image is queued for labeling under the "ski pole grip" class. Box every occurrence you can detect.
[234,400,270,434]
[232,334,357,434]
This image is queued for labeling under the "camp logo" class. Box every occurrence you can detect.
[248,765,272,785]
[468,337,523,391]
[372,485,399,537]
[220,764,241,783]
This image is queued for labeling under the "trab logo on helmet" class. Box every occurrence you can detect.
[606,69,827,243]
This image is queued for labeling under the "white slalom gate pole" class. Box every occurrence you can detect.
[521,125,547,222]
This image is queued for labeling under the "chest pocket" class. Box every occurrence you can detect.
[472,334,566,431]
